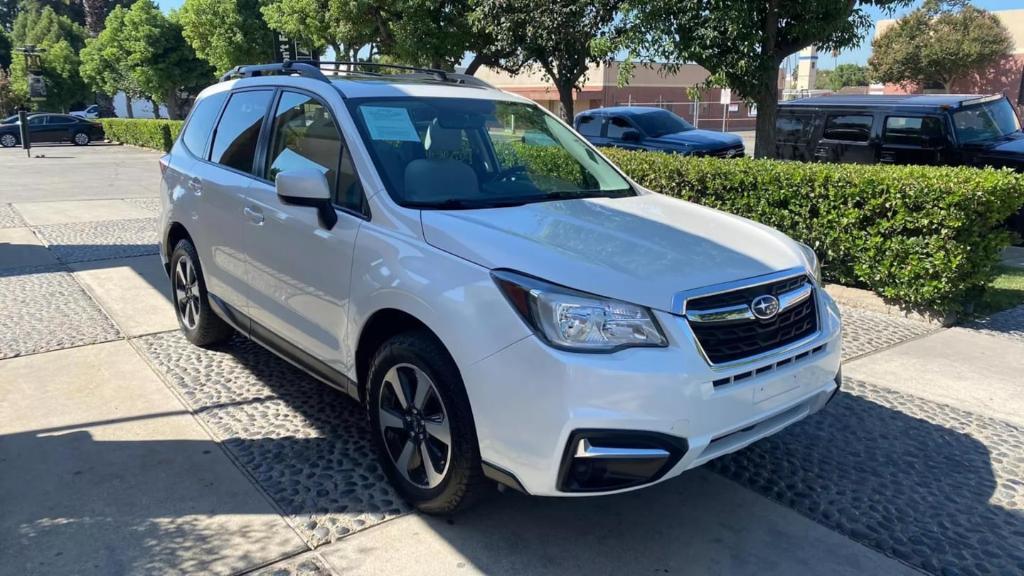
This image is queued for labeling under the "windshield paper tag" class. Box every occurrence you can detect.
[360,106,420,142]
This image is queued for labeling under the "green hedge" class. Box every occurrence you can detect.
[596,149,1024,313]
[100,119,184,152]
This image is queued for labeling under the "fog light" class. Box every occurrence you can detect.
[557,431,687,493]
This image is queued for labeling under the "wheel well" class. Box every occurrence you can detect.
[355,309,440,403]
[164,222,192,276]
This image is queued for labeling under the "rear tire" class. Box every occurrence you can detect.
[367,330,489,514]
[170,239,234,347]
[72,131,90,146]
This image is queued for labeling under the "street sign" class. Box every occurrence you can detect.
[27,73,46,100]
[720,88,731,105]
[273,31,315,63]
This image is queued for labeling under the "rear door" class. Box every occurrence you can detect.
[575,114,605,145]
[195,88,275,319]
[814,112,878,164]
[879,115,949,165]
[44,115,76,142]
[604,116,644,150]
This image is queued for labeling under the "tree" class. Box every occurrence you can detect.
[623,0,913,157]
[824,63,868,91]
[0,28,10,69]
[870,0,1012,92]
[260,0,376,63]
[175,0,274,75]
[473,0,623,121]
[9,4,90,111]
[82,1,214,119]
[1,0,18,32]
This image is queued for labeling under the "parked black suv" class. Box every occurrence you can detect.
[775,94,1024,237]
[774,94,1024,168]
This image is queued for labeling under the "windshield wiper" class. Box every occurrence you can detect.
[405,197,531,210]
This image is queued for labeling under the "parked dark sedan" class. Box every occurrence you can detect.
[574,106,745,157]
[0,113,105,147]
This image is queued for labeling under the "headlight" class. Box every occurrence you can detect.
[797,242,822,284]
[492,270,668,352]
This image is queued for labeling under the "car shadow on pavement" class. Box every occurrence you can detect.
[133,327,1024,576]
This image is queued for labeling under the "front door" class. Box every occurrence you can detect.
[879,115,949,166]
[245,89,366,377]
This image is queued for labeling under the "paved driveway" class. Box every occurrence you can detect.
[1,145,1022,576]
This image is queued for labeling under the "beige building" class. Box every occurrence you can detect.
[474,61,756,131]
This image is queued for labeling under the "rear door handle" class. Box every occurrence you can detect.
[243,205,264,225]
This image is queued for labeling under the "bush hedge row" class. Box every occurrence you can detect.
[100,118,183,152]
[597,149,1024,313]
[101,119,1023,312]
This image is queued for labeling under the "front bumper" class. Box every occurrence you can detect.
[463,288,843,496]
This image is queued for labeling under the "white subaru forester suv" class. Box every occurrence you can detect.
[159,61,842,513]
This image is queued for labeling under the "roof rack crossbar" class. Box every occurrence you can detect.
[219,61,330,83]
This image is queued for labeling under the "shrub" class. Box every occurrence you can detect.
[599,149,1024,313]
[100,119,184,152]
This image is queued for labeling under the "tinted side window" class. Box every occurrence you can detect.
[606,117,632,139]
[577,116,602,137]
[210,90,273,174]
[884,116,945,147]
[28,116,45,126]
[267,91,364,214]
[823,114,873,142]
[181,91,228,157]
[775,114,813,142]
[47,116,74,125]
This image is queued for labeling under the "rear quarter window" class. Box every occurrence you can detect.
[577,116,603,137]
[181,91,228,157]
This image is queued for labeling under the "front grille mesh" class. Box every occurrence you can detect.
[687,275,818,364]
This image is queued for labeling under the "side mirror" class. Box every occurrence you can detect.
[275,169,337,229]
[621,129,641,142]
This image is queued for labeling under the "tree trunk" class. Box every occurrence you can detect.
[150,98,161,119]
[556,83,575,122]
[125,97,134,119]
[753,91,778,159]
[464,54,489,76]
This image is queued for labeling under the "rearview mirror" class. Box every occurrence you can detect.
[275,169,337,229]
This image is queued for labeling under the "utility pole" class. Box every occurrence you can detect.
[13,45,47,158]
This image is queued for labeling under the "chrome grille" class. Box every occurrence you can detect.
[685,274,818,365]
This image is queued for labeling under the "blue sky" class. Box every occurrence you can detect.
[157,0,1024,68]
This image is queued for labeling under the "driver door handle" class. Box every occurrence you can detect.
[244,205,264,225]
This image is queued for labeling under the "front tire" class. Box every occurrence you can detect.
[170,239,234,347]
[0,134,17,148]
[368,331,489,514]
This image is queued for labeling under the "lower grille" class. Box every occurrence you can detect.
[686,275,818,365]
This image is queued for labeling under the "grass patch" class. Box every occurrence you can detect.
[972,266,1024,316]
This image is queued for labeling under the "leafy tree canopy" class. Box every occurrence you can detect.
[175,0,274,75]
[472,0,624,120]
[822,63,868,91]
[622,0,913,157]
[9,3,89,111]
[870,0,1012,91]
[0,28,10,69]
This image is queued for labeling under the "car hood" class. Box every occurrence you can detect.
[420,192,806,312]
[984,134,1024,156]
[651,130,742,150]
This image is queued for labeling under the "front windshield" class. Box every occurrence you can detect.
[953,98,1021,144]
[346,97,633,209]
[631,109,694,137]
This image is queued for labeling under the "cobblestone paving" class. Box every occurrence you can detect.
[839,306,937,360]
[0,204,26,228]
[133,331,410,548]
[708,378,1024,576]
[250,552,335,576]
[123,197,161,214]
[963,304,1024,343]
[0,267,120,359]
[32,217,159,263]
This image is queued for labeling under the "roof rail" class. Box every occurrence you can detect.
[219,61,329,83]
[310,61,449,82]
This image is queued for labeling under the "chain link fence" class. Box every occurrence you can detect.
[614,100,757,133]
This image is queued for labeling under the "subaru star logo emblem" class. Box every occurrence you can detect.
[750,294,780,320]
